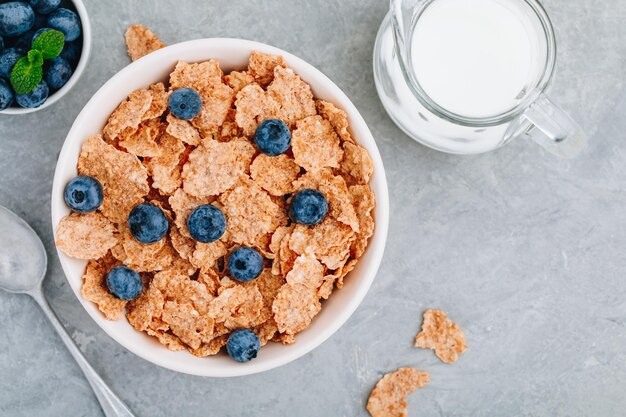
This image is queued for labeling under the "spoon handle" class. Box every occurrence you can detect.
[31,290,135,417]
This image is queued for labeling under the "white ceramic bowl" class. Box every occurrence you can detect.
[1,0,92,115]
[51,39,389,377]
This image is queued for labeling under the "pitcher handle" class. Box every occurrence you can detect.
[523,94,587,158]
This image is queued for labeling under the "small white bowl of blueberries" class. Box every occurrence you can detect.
[0,0,90,113]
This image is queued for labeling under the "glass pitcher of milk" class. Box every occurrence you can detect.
[373,0,586,157]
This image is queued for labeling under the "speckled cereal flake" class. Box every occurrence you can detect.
[81,257,126,320]
[272,283,321,335]
[169,60,223,91]
[267,67,316,127]
[126,284,165,331]
[162,301,214,349]
[118,118,162,157]
[182,139,255,197]
[147,329,186,351]
[234,83,280,136]
[289,217,355,269]
[125,24,165,62]
[291,115,343,172]
[111,225,174,272]
[414,309,467,364]
[224,70,255,93]
[56,212,117,260]
[250,154,300,196]
[366,368,430,417]
[169,224,196,260]
[190,334,228,357]
[350,185,375,259]
[190,240,228,272]
[103,89,152,141]
[254,319,279,346]
[78,135,149,223]
[219,180,287,246]
[190,82,235,137]
[341,142,374,185]
[315,99,353,143]
[165,113,200,146]
[168,188,213,238]
[270,225,297,276]
[285,253,324,289]
[145,132,185,195]
[248,52,286,87]
[253,269,285,323]
[208,284,263,329]
[151,270,213,313]
[143,82,169,120]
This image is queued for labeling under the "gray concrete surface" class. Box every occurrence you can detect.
[1,0,625,416]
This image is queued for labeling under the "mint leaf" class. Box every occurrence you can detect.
[10,57,43,95]
[32,29,65,60]
[27,50,43,67]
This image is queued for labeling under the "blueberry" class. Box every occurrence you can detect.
[10,28,34,49]
[128,203,169,244]
[226,329,260,362]
[289,189,328,225]
[106,266,142,301]
[28,0,60,15]
[228,247,263,282]
[0,46,23,79]
[0,78,12,110]
[59,40,79,65]
[187,204,226,243]
[168,87,202,120]
[0,2,34,37]
[43,55,70,91]
[31,26,50,42]
[32,10,45,27]
[253,119,291,156]
[0,34,4,52]
[46,7,79,42]
[63,175,103,213]
[15,79,47,107]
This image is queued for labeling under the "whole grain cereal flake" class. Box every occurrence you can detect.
[81,257,127,321]
[145,132,186,195]
[414,309,467,364]
[118,117,162,157]
[169,60,223,91]
[291,115,344,173]
[267,66,316,127]
[165,113,201,146]
[366,368,430,417]
[234,83,280,136]
[315,99,353,143]
[56,212,117,260]
[250,153,300,196]
[224,70,255,94]
[248,51,287,87]
[272,282,321,336]
[103,89,152,141]
[125,24,165,62]
[341,142,374,185]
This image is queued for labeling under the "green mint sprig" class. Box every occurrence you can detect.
[10,30,65,95]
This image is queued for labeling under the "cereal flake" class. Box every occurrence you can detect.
[366,368,430,417]
[248,52,286,87]
[250,154,300,196]
[316,99,353,143]
[103,89,152,141]
[81,256,126,320]
[291,115,343,172]
[414,309,467,364]
[56,212,117,260]
[267,67,316,127]
[125,24,165,61]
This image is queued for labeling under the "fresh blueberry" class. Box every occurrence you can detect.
[289,189,328,225]
[15,79,47,107]
[226,329,260,362]
[0,2,34,37]
[31,25,50,42]
[59,40,79,65]
[0,78,12,110]
[187,204,226,243]
[11,29,34,49]
[32,10,46,27]
[106,266,142,301]
[28,0,60,15]
[43,55,70,91]
[228,247,263,282]
[128,203,169,244]
[168,87,202,120]
[46,7,79,42]
[253,119,291,156]
[0,34,4,52]
[0,46,24,79]
[63,175,103,213]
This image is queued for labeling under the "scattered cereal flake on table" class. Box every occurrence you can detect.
[366,368,430,417]
[111,225,174,272]
[414,309,467,364]
[219,180,287,246]
[285,253,324,289]
[250,153,300,196]
[182,139,255,198]
[267,66,316,127]
[56,212,117,260]
[162,301,214,349]
[168,188,213,238]
[103,89,152,141]
[272,283,321,335]
[191,82,235,137]
[190,334,229,357]
[143,82,169,120]
[118,118,162,157]
[341,142,374,185]
[350,185,376,259]
[315,99,353,143]
[289,217,355,270]
[81,257,126,320]
[191,240,228,272]
[224,70,255,93]
[208,284,263,330]
[170,60,223,91]
[78,135,149,223]
[234,83,280,136]
[145,132,186,195]
[291,115,344,172]
[248,51,286,87]
[165,113,201,146]
[125,24,165,62]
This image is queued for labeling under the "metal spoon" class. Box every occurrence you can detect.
[0,205,135,417]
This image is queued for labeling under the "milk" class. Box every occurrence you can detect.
[410,0,537,118]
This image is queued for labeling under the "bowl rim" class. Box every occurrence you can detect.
[51,38,389,377]
[0,0,92,115]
